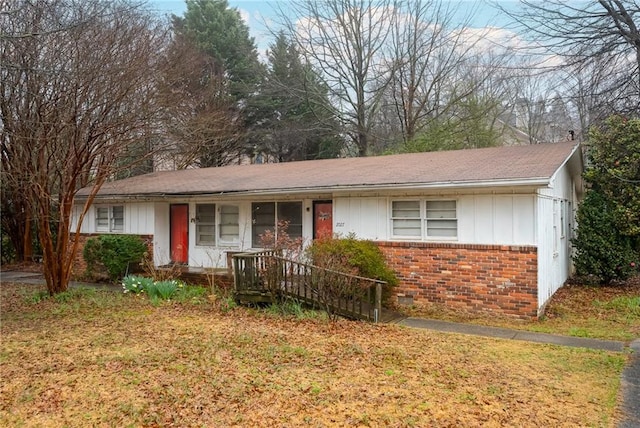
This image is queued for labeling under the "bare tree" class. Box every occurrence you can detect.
[276,0,396,156]
[384,0,485,144]
[1,0,169,294]
[500,0,640,116]
[156,32,242,169]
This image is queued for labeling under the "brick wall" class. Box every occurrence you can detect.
[376,241,538,319]
[70,233,154,279]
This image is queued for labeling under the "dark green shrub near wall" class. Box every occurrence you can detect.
[83,235,147,281]
[572,189,638,284]
[307,235,398,305]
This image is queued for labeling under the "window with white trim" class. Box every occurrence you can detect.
[391,200,457,239]
[219,204,240,244]
[196,204,216,246]
[426,200,457,237]
[391,201,421,237]
[251,201,302,245]
[95,205,124,232]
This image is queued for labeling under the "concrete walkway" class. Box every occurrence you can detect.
[2,269,638,426]
[397,317,626,351]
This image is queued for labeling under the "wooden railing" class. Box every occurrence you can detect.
[232,251,384,322]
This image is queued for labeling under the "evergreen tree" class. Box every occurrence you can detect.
[165,0,264,167]
[177,0,261,99]
[248,31,342,162]
[572,115,640,283]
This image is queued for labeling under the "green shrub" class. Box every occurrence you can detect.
[572,189,638,284]
[306,235,398,305]
[83,235,147,281]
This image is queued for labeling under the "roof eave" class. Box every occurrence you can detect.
[76,177,551,201]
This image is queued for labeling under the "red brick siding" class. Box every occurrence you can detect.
[376,241,538,319]
[70,233,154,278]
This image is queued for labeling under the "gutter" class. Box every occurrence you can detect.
[75,177,551,202]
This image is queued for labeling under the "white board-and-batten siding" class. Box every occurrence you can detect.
[536,165,578,311]
[333,194,536,246]
[72,202,155,235]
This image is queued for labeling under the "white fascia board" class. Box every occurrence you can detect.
[80,177,551,202]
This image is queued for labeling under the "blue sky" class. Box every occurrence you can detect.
[149,1,522,56]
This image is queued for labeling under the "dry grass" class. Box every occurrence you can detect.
[403,276,640,343]
[0,282,627,427]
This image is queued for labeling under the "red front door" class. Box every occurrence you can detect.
[313,201,333,239]
[170,204,189,264]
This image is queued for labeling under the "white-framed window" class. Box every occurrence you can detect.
[196,204,216,246]
[391,200,421,237]
[251,201,303,245]
[425,200,457,238]
[195,203,240,246]
[219,204,240,244]
[391,199,457,239]
[95,205,124,232]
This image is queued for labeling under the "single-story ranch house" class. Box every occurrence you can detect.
[73,142,583,318]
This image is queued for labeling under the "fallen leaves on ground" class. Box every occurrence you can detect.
[0,283,626,427]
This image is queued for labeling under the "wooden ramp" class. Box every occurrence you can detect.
[232,252,403,323]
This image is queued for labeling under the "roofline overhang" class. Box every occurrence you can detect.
[75,177,551,202]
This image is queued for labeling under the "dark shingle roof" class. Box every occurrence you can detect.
[78,142,580,199]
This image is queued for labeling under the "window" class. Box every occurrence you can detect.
[95,205,124,232]
[219,205,240,244]
[391,200,457,239]
[425,200,457,237]
[252,201,302,246]
[196,204,216,246]
[391,201,421,237]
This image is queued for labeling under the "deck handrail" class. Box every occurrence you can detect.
[232,251,384,322]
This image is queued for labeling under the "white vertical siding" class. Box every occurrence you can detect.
[73,202,154,235]
[536,162,578,312]
[458,195,535,245]
[333,197,388,240]
[154,203,170,265]
[536,189,555,309]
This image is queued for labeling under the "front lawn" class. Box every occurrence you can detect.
[0,282,627,427]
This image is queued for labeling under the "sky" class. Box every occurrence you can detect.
[148,0,524,57]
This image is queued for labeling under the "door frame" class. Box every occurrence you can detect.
[312,200,333,240]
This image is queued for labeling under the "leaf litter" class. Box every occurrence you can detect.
[0,282,626,427]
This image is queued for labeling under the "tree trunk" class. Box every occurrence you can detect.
[23,212,33,262]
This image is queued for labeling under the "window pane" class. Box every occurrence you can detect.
[393,219,422,236]
[111,206,124,231]
[219,205,239,242]
[252,202,275,245]
[427,219,457,237]
[392,201,420,218]
[278,202,302,238]
[196,204,215,224]
[426,200,456,219]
